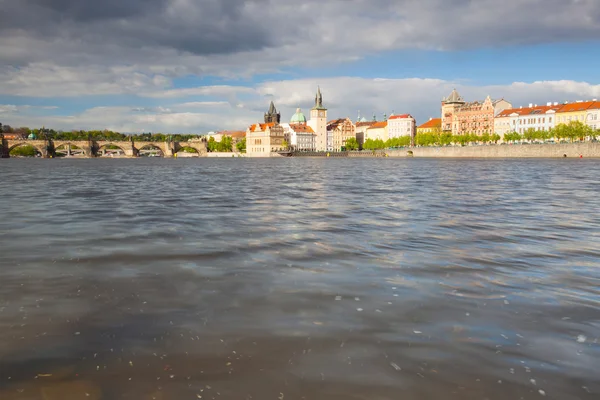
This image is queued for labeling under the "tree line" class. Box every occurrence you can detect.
[1,127,205,142]
[346,121,599,150]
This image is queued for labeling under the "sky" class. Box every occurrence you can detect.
[0,0,599,133]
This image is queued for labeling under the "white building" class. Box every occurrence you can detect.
[281,108,316,151]
[494,103,561,138]
[387,114,416,139]
[585,101,600,130]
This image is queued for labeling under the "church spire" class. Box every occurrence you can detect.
[312,86,325,110]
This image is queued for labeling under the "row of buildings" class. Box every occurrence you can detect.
[243,87,600,157]
[246,87,419,156]
[440,88,600,136]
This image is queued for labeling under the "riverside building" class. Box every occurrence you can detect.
[246,101,286,157]
[282,108,316,151]
[441,89,511,136]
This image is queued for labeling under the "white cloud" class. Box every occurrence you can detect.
[3,78,600,133]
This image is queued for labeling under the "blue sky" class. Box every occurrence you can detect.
[1,0,599,133]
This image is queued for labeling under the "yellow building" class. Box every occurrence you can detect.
[365,121,388,142]
[417,118,441,135]
[555,101,596,126]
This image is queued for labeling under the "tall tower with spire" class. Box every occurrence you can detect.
[308,86,328,151]
[264,101,281,124]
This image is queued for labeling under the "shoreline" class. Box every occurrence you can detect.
[3,142,599,159]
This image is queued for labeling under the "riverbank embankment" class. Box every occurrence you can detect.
[287,142,600,158]
[389,142,600,158]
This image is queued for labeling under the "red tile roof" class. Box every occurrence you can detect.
[289,124,315,133]
[367,121,387,129]
[496,104,561,118]
[417,118,441,129]
[220,130,246,138]
[249,122,275,132]
[388,114,412,120]
[557,101,596,113]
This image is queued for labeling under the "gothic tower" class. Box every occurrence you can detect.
[308,86,328,151]
[264,101,281,124]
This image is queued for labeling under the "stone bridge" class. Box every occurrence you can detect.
[0,137,207,158]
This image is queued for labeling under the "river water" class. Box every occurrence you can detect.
[0,158,599,400]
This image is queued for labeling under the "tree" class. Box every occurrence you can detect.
[491,133,501,143]
[219,135,233,152]
[523,128,537,142]
[10,145,37,157]
[282,140,289,150]
[345,137,359,150]
[236,138,246,152]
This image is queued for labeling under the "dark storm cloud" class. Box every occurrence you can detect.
[0,0,599,84]
[0,0,275,59]
[22,0,167,21]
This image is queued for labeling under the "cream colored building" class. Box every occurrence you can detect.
[327,118,356,151]
[417,118,441,134]
[307,87,328,151]
[585,101,600,130]
[246,102,285,157]
[365,121,388,142]
[355,120,376,149]
[556,100,597,127]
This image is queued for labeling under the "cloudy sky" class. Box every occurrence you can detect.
[1,0,599,133]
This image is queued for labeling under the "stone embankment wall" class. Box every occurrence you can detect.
[206,152,246,157]
[387,143,600,158]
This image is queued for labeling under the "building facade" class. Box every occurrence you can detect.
[494,103,560,138]
[555,101,597,127]
[417,118,441,135]
[281,108,316,151]
[246,102,285,157]
[365,121,388,142]
[355,121,376,149]
[307,87,328,151]
[442,89,511,135]
[327,118,356,151]
[585,101,600,130]
[387,114,416,139]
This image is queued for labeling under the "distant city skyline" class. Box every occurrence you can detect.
[0,0,599,133]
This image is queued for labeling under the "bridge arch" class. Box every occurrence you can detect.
[97,142,128,156]
[137,143,164,157]
[174,145,201,157]
[8,142,46,157]
[54,142,87,156]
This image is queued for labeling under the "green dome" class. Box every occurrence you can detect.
[290,108,306,124]
[27,133,37,139]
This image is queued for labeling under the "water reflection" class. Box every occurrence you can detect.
[0,158,599,399]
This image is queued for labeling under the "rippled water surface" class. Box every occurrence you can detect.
[1,158,599,400]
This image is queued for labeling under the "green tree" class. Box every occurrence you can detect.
[282,139,289,150]
[345,137,359,150]
[236,138,246,152]
[218,136,233,152]
[207,136,218,152]
[10,145,38,157]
